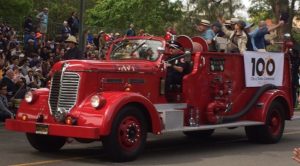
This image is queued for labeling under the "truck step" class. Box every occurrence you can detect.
[162,121,264,133]
[154,103,187,111]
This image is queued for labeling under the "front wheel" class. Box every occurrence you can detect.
[102,106,147,162]
[26,133,66,152]
[245,101,285,144]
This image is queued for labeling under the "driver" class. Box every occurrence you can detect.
[165,41,189,92]
[139,46,154,60]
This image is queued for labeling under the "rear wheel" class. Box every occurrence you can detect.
[26,133,66,152]
[102,106,147,162]
[245,101,285,144]
[183,129,214,139]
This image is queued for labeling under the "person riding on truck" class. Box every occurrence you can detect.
[164,41,189,92]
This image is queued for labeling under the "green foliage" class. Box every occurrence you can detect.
[176,0,243,36]
[86,0,183,35]
[292,31,300,45]
[248,0,273,23]
[0,0,33,28]
[189,0,243,21]
[248,0,299,39]
[31,0,81,27]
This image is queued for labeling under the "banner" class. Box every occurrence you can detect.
[243,51,284,87]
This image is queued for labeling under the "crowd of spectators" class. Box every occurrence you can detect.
[0,22,49,108]
[0,7,149,122]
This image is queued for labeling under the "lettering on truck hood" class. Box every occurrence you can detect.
[50,60,158,74]
[115,64,137,72]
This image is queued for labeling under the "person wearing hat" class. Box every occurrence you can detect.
[24,36,38,59]
[224,20,233,30]
[36,8,48,32]
[63,35,83,60]
[212,22,225,38]
[219,17,248,53]
[24,68,35,87]
[211,22,226,52]
[230,18,240,24]
[139,46,154,60]
[97,30,107,58]
[196,19,215,45]
[98,30,106,49]
[36,7,49,43]
[243,22,255,51]
[114,32,121,40]
[165,41,189,93]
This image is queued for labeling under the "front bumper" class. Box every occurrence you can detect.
[5,119,100,139]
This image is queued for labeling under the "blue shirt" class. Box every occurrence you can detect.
[37,12,48,24]
[200,29,215,40]
[126,28,135,36]
[249,29,258,51]
[253,27,269,49]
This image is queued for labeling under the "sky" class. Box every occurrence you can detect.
[239,0,251,18]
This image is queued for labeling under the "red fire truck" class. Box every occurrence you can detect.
[5,35,295,162]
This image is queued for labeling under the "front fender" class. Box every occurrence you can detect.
[16,88,55,122]
[96,92,162,136]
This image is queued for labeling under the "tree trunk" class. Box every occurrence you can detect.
[288,0,296,34]
[229,0,233,18]
[274,0,281,23]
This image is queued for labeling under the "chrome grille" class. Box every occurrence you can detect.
[49,72,80,115]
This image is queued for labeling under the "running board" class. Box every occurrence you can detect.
[162,121,264,133]
[154,103,187,111]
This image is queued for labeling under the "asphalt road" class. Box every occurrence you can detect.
[1,115,300,166]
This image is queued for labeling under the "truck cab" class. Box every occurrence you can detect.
[6,35,294,162]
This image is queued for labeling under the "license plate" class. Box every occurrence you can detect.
[36,124,48,135]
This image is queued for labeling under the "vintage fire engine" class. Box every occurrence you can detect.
[5,35,295,162]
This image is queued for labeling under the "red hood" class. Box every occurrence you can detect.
[51,60,159,74]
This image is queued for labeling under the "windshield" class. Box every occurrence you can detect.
[110,39,163,61]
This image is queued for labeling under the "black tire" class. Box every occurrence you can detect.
[102,106,148,162]
[26,133,66,152]
[183,129,215,139]
[245,101,285,144]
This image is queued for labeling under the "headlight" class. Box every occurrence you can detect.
[90,95,106,108]
[25,91,33,103]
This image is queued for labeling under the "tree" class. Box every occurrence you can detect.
[248,0,299,33]
[86,0,183,35]
[29,0,97,38]
[248,1,272,23]
[176,0,243,36]
[188,0,243,21]
[0,0,33,29]
[0,0,98,39]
